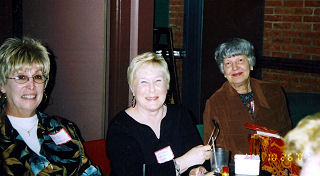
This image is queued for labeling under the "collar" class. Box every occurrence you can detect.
[224,78,270,109]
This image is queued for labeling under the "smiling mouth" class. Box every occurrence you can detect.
[232,72,242,77]
[146,96,158,101]
[22,95,36,99]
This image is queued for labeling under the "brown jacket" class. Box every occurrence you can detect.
[203,78,292,157]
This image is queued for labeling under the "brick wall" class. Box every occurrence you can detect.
[263,0,320,93]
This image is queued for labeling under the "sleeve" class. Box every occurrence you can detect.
[63,120,102,176]
[106,122,176,176]
[203,98,226,150]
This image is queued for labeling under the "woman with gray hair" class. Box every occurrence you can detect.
[203,38,292,158]
[0,37,101,175]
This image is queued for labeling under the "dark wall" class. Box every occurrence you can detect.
[0,0,13,43]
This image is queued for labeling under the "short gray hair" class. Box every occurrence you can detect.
[214,38,256,74]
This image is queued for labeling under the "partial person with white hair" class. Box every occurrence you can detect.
[285,112,320,176]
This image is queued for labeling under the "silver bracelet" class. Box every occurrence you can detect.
[173,159,180,176]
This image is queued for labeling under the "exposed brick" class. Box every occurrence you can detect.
[264,22,273,29]
[170,0,183,6]
[293,23,312,31]
[282,45,302,53]
[303,47,320,55]
[264,15,282,22]
[292,53,311,59]
[275,7,295,14]
[291,71,310,76]
[312,86,320,92]
[170,12,184,18]
[314,24,320,31]
[273,37,291,44]
[303,32,320,38]
[264,8,274,14]
[262,72,280,80]
[304,16,320,23]
[268,68,291,74]
[264,29,282,36]
[169,6,184,11]
[273,23,291,29]
[278,74,298,82]
[293,38,311,45]
[315,8,320,15]
[283,1,303,7]
[282,31,301,37]
[265,1,282,7]
[300,77,320,84]
[263,36,273,43]
[263,44,281,51]
[314,40,320,46]
[294,8,314,15]
[263,50,272,56]
[272,52,290,58]
[313,55,320,60]
[305,1,320,7]
[169,19,183,25]
[283,16,302,22]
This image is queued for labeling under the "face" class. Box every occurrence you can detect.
[131,64,167,112]
[0,64,45,117]
[223,55,253,87]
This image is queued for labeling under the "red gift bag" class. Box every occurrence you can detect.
[246,124,301,176]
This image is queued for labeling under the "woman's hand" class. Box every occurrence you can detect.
[175,145,212,173]
[189,166,207,176]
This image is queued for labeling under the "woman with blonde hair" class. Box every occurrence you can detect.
[106,52,211,176]
[0,37,101,175]
[284,112,320,176]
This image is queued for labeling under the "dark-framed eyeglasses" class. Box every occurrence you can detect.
[7,75,47,84]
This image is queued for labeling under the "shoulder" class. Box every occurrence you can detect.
[38,112,75,127]
[206,81,230,104]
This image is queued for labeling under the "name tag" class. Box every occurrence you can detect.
[49,128,72,145]
[154,146,174,164]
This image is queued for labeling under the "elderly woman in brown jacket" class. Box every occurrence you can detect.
[203,38,292,157]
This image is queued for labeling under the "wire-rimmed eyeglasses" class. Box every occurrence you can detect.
[7,75,47,84]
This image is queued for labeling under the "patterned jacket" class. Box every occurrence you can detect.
[0,110,101,176]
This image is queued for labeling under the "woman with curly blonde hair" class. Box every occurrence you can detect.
[284,112,320,176]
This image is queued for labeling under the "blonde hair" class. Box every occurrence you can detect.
[127,52,170,89]
[0,37,50,87]
[284,112,320,166]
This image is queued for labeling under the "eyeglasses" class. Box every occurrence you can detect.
[7,75,47,84]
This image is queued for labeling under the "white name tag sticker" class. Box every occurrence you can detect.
[49,128,72,145]
[154,146,174,164]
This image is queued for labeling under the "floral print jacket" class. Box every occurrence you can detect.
[0,110,101,176]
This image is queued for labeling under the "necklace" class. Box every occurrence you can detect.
[7,115,38,137]
[21,122,37,136]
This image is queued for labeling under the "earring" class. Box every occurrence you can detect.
[131,96,136,108]
[43,93,48,101]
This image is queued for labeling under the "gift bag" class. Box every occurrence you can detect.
[246,124,301,176]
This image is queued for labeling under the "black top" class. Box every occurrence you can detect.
[106,104,207,176]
